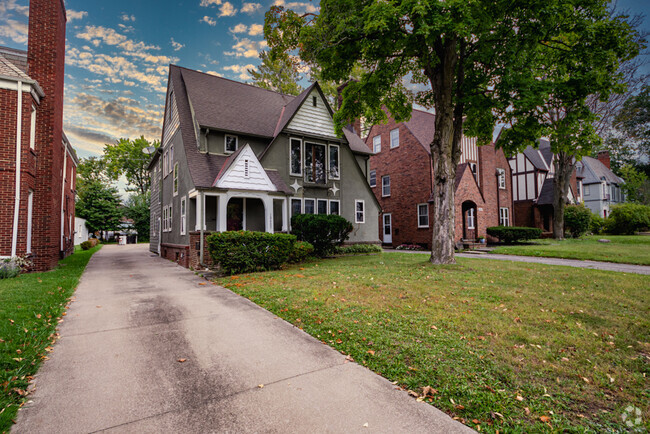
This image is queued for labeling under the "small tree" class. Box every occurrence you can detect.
[103,136,159,196]
[76,180,122,237]
[124,193,151,242]
[564,204,592,238]
[619,164,650,204]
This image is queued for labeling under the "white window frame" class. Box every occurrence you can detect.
[390,128,399,149]
[382,175,391,197]
[355,200,365,224]
[304,198,315,214]
[329,199,340,215]
[291,198,303,217]
[162,207,167,232]
[497,168,506,189]
[317,199,328,215]
[417,203,429,228]
[26,189,34,253]
[173,162,179,196]
[180,196,187,235]
[467,207,475,229]
[169,204,173,232]
[304,141,327,184]
[328,144,340,180]
[373,135,381,153]
[168,146,174,176]
[163,150,168,178]
[289,138,303,177]
[30,105,36,149]
[225,134,238,154]
[369,170,376,187]
[499,207,510,226]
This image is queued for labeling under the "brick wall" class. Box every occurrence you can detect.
[478,143,513,241]
[161,243,190,268]
[454,166,486,240]
[188,231,214,270]
[28,0,67,270]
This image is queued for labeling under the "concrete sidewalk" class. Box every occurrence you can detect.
[386,249,650,275]
[15,244,472,433]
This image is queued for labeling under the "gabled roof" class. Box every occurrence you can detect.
[272,83,316,137]
[343,127,373,155]
[522,146,549,171]
[0,52,32,81]
[536,177,576,205]
[538,139,553,167]
[403,108,436,154]
[580,156,623,185]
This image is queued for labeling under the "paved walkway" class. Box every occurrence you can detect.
[387,249,650,275]
[15,244,472,433]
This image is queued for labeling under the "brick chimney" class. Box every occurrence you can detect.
[597,150,611,169]
[28,0,67,270]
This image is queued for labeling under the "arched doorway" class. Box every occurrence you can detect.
[226,197,266,231]
[462,201,477,240]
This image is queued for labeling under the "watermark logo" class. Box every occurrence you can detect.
[621,405,643,429]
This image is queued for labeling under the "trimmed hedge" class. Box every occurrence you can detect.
[604,203,650,235]
[335,244,382,254]
[206,231,296,275]
[80,238,99,250]
[590,213,605,235]
[288,241,314,263]
[564,204,592,238]
[291,214,353,257]
[487,226,542,244]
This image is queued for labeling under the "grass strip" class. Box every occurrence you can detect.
[216,253,649,432]
[0,245,100,432]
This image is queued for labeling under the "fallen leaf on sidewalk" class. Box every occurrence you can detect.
[258,384,264,388]
[177,358,187,363]
[96,306,102,308]
[362,423,368,428]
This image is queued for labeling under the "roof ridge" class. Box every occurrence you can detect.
[170,64,298,100]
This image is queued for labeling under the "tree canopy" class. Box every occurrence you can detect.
[264,0,640,260]
[76,180,122,235]
[248,50,304,96]
[103,136,159,196]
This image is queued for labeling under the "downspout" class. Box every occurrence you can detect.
[60,145,67,252]
[11,81,23,257]
[199,191,205,267]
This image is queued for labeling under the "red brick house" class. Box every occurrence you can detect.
[364,109,513,248]
[0,0,78,270]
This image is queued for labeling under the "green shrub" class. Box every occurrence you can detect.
[80,241,93,250]
[291,214,353,257]
[0,256,33,279]
[590,213,605,235]
[288,241,314,263]
[335,244,382,254]
[487,226,542,244]
[604,203,650,235]
[564,204,592,238]
[206,231,296,275]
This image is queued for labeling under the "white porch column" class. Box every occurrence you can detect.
[218,194,228,232]
[263,196,273,233]
[281,198,288,232]
[195,194,202,231]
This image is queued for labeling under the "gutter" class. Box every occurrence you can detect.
[11,81,23,257]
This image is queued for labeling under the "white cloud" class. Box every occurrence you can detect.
[230,23,247,33]
[201,15,216,26]
[118,23,135,33]
[205,71,223,77]
[200,0,222,6]
[0,19,28,44]
[120,14,136,22]
[170,38,184,51]
[0,0,28,17]
[241,3,262,14]
[224,38,267,58]
[67,10,88,21]
[224,63,255,80]
[219,2,237,17]
[273,0,319,14]
[248,24,263,36]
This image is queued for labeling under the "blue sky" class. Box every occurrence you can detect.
[0,0,647,160]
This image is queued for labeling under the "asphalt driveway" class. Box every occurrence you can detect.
[14,244,471,433]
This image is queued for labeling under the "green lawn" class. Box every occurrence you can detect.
[491,235,650,265]
[215,253,649,433]
[0,245,100,432]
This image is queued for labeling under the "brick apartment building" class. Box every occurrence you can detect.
[364,109,513,248]
[0,0,78,270]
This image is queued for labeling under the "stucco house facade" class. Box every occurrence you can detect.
[149,66,380,268]
[0,0,78,270]
[577,152,624,218]
[364,109,513,248]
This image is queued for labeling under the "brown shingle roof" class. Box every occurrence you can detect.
[403,108,436,153]
[0,52,31,81]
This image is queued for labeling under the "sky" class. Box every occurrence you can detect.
[0,0,647,161]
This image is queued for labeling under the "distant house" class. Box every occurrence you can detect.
[0,0,78,270]
[364,109,513,247]
[148,66,380,268]
[74,217,89,245]
[576,152,624,218]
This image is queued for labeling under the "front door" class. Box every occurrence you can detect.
[383,213,392,244]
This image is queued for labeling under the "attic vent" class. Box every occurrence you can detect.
[244,159,249,178]
[312,96,317,107]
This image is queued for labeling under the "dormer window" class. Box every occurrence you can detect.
[225,135,238,153]
[312,96,317,107]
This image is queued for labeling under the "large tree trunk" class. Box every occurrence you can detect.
[428,38,461,265]
[552,151,574,240]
